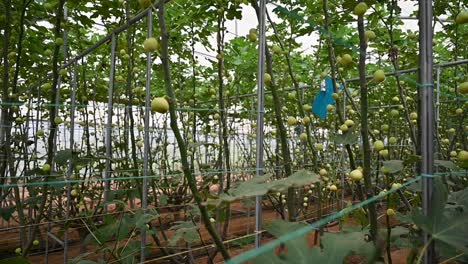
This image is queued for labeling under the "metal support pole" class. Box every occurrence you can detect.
[419,0,434,263]
[341,89,346,213]
[61,5,70,261]
[63,62,77,263]
[141,8,152,263]
[436,67,440,122]
[104,33,116,203]
[254,0,266,249]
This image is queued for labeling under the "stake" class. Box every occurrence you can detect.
[141,8,153,263]
[419,0,435,263]
[105,33,116,203]
[436,67,440,122]
[62,4,71,262]
[340,91,346,225]
[63,62,77,263]
[254,0,266,249]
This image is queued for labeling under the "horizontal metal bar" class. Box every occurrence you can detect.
[62,8,150,69]
[434,59,468,68]
[205,59,468,104]
[398,16,452,22]
[47,231,64,246]
[25,8,151,91]
[346,59,468,83]
[369,104,401,109]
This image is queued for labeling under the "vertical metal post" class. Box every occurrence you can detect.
[61,5,70,260]
[235,18,238,36]
[255,0,266,249]
[141,8,152,263]
[435,67,440,122]
[340,89,346,213]
[63,5,68,61]
[105,34,117,203]
[204,132,208,165]
[419,0,434,263]
[64,62,77,263]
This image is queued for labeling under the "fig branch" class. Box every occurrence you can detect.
[156,1,230,260]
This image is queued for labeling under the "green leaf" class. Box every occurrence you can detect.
[219,174,274,202]
[333,132,359,145]
[0,257,31,264]
[446,188,468,221]
[232,56,243,65]
[158,194,168,206]
[119,241,140,264]
[85,222,115,245]
[69,252,96,264]
[411,178,468,255]
[55,149,73,166]
[231,236,255,247]
[135,211,159,230]
[396,212,414,224]
[0,206,16,221]
[404,179,422,192]
[189,204,201,217]
[403,155,421,166]
[381,160,404,173]
[168,221,200,246]
[251,220,375,263]
[220,170,319,202]
[457,160,468,169]
[241,198,255,208]
[76,261,100,264]
[169,230,184,247]
[320,232,376,263]
[270,170,320,191]
[115,215,133,241]
[378,226,408,245]
[436,240,468,263]
[434,160,459,170]
[184,228,200,244]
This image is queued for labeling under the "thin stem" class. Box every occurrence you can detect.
[416,239,433,264]
[439,253,464,264]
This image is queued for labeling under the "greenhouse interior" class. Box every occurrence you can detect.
[0,0,467,263]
